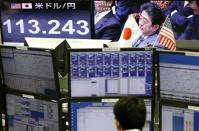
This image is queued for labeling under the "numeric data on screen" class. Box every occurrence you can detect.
[70,51,153,97]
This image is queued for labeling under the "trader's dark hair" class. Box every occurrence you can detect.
[114,96,146,130]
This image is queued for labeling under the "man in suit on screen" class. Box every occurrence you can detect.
[179,1,199,40]
[94,0,121,41]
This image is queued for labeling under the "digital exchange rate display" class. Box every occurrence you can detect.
[6,94,59,131]
[70,50,154,97]
[1,1,92,45]
[0,47,57,96]
[159,52,199,102]
[70,100,152,131]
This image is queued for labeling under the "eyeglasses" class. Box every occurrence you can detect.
[139,14,150,24]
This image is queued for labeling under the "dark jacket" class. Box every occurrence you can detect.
[179,15,199,40]
[166,1,193,39]
[95,11,121,41]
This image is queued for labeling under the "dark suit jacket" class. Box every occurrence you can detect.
[179,15,199,40]
[166,1,193,39]
[166,1,193,17]
[95,11,121,41]
[115,0,149,24]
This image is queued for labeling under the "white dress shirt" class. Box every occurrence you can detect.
[95,10,111,24]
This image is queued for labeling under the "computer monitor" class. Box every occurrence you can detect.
[70,99,153,131]
[160,102,199,131]
[0,46,60,97]
[68,48,155,98]
[0,0,94,46]
[158,50,199,103]
[5,93,60,131]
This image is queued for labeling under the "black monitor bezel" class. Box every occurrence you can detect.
[157,50,199,104]
[159,100,199,131]
[68,47,156,100]
[0,45,61,99]
[3,90,64,131]
[69,98,154,131]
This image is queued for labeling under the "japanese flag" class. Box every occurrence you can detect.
[22,3,32,9]
[118,15,142,47]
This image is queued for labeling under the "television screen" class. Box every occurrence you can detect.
[93,0,199,42]
[158,51,199,103]
[0,47,58,97]
[70,99,152,131]
[6,93,59,131]
[69,48,154,98]
[161,103,199,131]
[0,0,93,46]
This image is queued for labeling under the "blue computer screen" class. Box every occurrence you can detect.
[159,52,199,102]
[70,100,152,131]
[161,105,199,131]
[70,50,153,97]
[6,94,59,131]
[0,47,57,96]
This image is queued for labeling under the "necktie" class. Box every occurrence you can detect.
[134,35,145,47]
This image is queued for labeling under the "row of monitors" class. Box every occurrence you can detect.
[0,47,155,98]
[3,92,153,131]
[72,100,199,131]
[1,46,199,102]
[5,92,199,131]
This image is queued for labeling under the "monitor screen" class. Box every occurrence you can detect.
[69,49,154,98]
[6,94,59,131]
[93,0,199,42]
[159,51,199,102]
[70,100,152,131]
[161,104,199,131]
[0,47,58,96]
[1,0,93,46]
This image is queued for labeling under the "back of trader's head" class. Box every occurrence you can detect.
[113,96,146,131]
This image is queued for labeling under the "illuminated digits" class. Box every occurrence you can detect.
[48,20,61,34]
[3,19,12,33]
[28,20,40,34]
[76,20,89,35]
[16,19,25,33]
[3,19,89,36]
[62,20,75,34]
